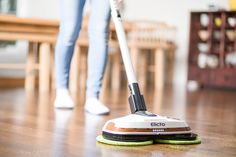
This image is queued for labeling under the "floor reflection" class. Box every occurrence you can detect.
[97,141,196,157]
[84,113,105,157]
[52,109,73,157]
[98,143,154,157]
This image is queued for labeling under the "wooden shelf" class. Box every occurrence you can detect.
[188,11,236,89]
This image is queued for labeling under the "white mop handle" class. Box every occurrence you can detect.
[109,0,138,84]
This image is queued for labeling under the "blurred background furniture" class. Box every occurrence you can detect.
[128,22,176,90]
[71,20,177,91]
[0,15,58,92]
[0,15,176,93]
[188,11,236,89]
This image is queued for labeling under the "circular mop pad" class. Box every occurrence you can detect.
[96,135,153,146]
[154,137,201,145]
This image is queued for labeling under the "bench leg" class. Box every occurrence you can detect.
[166,49,175,86]
[39,43,51,92]
[100,57,110,99]
[50,45,56,91]
[79,47,88,91]
[69,45,81,93]
[130,47,139,76]
[155,49,165,90]
[111,52,121,90]
[139,50,147,89]
[25,42,36,91]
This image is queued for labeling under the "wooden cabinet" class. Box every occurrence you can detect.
[188,11,236,89]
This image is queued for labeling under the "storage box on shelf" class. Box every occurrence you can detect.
[188,11,236,89]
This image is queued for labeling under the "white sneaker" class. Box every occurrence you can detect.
[84,98,110,115]
[54,89,74,109]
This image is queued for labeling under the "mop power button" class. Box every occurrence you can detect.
[152,129,164,132]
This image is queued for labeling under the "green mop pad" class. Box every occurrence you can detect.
[96,135,153,146]
[96,135,201,146]
[154,137,201,145]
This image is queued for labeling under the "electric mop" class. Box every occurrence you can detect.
[96,0,201,146]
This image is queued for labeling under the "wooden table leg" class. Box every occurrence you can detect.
[50,44,56,91]
[69,45,81,93]
[166,48,175,86]
[111,52,121,90]
[139,50,147,89]
[25,42,36,91]
[79,47,88,91]
[155,48,165,90]
[100,56,110,99]
[103,55,110,90]
[130,47,139,77]
[39,43,51,92]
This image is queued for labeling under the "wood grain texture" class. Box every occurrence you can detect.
[0,87,235,157]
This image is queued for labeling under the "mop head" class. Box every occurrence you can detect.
[96,135,153,146]
[96,135,201,146]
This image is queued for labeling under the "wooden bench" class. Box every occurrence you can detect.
[0,15,58,92]
[0,15,130,93]
[0,15,176,93]
[128,22,176,90]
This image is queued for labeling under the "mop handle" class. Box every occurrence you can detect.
[109,0,138,85]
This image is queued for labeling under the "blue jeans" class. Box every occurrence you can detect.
[55,0,111,98]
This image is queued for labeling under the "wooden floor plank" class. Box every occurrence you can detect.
[0,87,235,157]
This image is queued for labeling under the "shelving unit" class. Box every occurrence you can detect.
[188,11,236,89]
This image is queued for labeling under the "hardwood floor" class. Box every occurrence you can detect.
[0,86,235,157]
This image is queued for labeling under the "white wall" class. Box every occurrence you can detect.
[17,0,59,19]
[0,0,230,84]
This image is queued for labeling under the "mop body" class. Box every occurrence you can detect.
[97,114,201,146]
[97,0,201,146]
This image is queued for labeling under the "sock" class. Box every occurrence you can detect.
[84,97,109,115]
[54,89,74,109]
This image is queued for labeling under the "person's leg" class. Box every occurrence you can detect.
[55,0,86,89]
[86,0,111,98]
[85,0,111,114]
[54,0,86,108]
